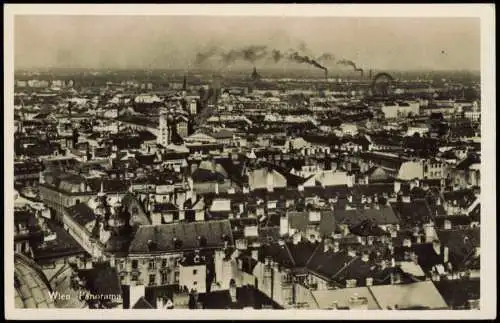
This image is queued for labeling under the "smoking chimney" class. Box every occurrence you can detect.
[369,69,373,80]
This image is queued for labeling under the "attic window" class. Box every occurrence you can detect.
[173,238,183,249]
[147,240,158,251]
[198,236,207,247]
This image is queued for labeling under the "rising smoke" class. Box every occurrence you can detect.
[220,45,269,64]
[287,51,328,75]
[194,42,359,78]
[337,59,364,75]
[271,49,283,63]
[194,46,220,65]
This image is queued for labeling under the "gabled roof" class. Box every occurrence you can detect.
[305,243,355,280]
[259,242,295,269]
[286,240,319,268]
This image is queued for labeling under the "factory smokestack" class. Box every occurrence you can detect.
[369,69,373,80]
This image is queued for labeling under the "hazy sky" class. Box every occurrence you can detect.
[14,15,480,71]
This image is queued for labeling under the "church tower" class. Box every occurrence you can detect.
[157,113,173,147]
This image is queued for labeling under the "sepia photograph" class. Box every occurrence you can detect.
[4,4,496,320]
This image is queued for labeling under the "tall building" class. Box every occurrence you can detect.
[189,100,198,115]
[158,113,173,147]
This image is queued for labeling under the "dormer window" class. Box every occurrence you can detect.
[173,238,183,249]
[198,236,207,247]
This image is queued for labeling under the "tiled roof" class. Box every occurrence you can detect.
[286,241,318,268]
[191,168,226,183]
[129,220,233,254]
[66,203,96,227]
[305,243,355,279]
[288,212,309,232]
[259,242,295,269]
[390,199,435,228]
[349,220,388,237]
[394,243,444,274]
[14,253,56,308]
[434,278,480,309]
[14,161,44,175]
[335,205,399,226]
[436,228,480,269]
[33,219,86,261]
[332,257,377,285]
[311,287,380,309]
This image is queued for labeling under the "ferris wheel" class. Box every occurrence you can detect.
[371,72,394,97]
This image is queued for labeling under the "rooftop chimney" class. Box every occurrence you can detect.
[361,253,370,263]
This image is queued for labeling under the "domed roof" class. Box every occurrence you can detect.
[14,253,56,308]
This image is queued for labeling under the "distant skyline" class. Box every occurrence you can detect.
[15,16,480,72]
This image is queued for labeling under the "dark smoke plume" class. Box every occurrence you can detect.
[221,45,269,64]
[221,49,241,64]
[337,59,358,69]
[242,45,268,62]
[337,59,364,76]
[194,47,220,65]
[271,49,283,63]
[287,52,328,72]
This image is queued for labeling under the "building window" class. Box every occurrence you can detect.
[161,272,168,285]
[162,259,167,268]
[149,274,156,286]
[193,269,197,275]
[193,281,197,286]
[131,273,139,281]
[132,260,138,269]
[174,271,179,283]
[149,259,156,270]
